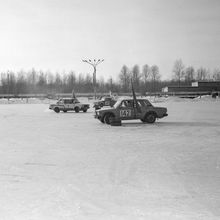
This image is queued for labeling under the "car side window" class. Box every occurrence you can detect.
[64,99,72,104]
[120,100,134,108]
[137,100,144,107]
[126,100,133,107]
[143,100,152,106]
[58,99,63,104]
[120,101,126,108]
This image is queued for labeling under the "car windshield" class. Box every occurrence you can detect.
[113,100,122,108]
[142,99,152,106]
[57,99,64,104]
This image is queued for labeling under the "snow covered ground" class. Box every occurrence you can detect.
[0,97,220,220]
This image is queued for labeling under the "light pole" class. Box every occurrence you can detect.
[7,71,10,99]
[82,59,104,99]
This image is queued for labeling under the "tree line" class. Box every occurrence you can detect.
[0,60,220,95]
[172,59,220,86]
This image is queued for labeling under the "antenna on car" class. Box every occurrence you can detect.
[72,89,76,99]
[131,79,141,112]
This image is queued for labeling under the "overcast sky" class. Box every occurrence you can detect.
[0,0,220,80]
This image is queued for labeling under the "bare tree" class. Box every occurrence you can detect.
[77,73,85,92]
[151,65,161,92]
[54,72,62,93]
[212,68,220,81]
[0,72,10,93]
[196,67,209,81]
[172,59,185,86]
[26,68,37,94]
[84,73,93,92]
[185,66,195,83]
[119,65,130,92]
[131,65,141,91]
[97,76,105,93]
[66,71,76,92]
[47,71,55,93]
[8,71,16,94]
[16,70,27,94]
[142,64,151,91]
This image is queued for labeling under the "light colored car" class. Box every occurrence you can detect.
[49,98,89,113]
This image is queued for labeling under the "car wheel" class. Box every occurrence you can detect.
[100,119,105,123]
[63,110,67,113]
[103,113,114,124]
[83,108,87,112]
[74,106,80,113]
[145,113,156,123]
[54,107,60,113]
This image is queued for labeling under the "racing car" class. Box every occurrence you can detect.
[93,96,117,110]
[49,98,89,113]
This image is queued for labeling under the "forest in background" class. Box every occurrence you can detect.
[1,59,220,95]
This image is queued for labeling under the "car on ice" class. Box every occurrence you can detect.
[93,96,117,110]
[49,98,90,113]
[95,98,168,125]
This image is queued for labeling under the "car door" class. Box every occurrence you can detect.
[70,99,77,110]
[104,97,111,106]
[134,100,143,119]
[65,99,73,110]
[118,100,135,120]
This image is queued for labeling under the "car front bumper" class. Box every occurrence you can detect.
[94,112,102,120]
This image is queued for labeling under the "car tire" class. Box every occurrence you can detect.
[100,117,105,123]
[63,110,67,113]
[54,107,60,113]
[144,112,156,123]
[83,108,87,112]
[103,113,114,125]
[74,106,80,113]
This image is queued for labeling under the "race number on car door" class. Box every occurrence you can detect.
[120,110,131,117]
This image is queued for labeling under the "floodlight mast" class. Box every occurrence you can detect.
[82,59,104,99]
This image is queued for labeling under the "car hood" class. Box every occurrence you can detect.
[96,107,114,113]
[154,106,167,112]
[94,101,102,104]
[93,100,104,105]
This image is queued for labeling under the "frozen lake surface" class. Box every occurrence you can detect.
[0,97,220,220]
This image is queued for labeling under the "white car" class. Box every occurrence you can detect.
[49,98,90,113]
